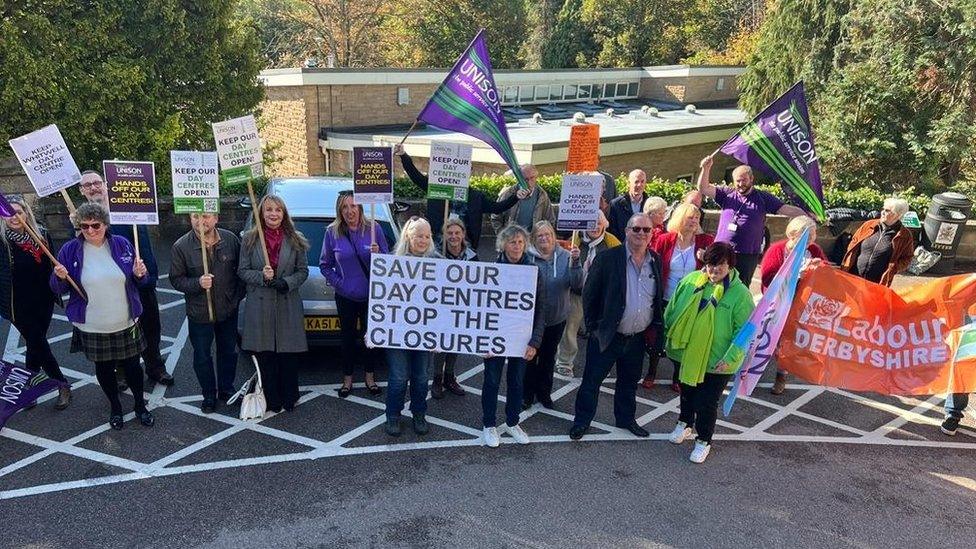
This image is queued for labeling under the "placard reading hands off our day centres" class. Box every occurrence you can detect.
[367,255,538,357]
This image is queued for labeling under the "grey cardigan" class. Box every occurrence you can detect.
[531,246,583,326]
[169,228,244,323]
[238,235,310,353]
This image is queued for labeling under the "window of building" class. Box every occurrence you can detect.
[550,85,563,101]
[564,84,577,100]
[519,86,534,102]
[577,84,591,100]
[627,82,639,96]
[716,78,726,91]
[592,83,604,99]
[534,85,549,101]
[503,86,519,105]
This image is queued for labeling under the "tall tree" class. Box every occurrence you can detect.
[737,0,851,114]
[540,0,597,68]
[817,0,976,189]
[0,1,264,179]
[382,0,527,68]
[238,0,315,68]
[520,0,565,69]
[297,0,393,68]
[578,0,692,67]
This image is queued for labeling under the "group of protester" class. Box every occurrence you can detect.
[2,149,932,462]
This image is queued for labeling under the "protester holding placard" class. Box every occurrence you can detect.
[0,196,71,409]
[523,221,581,409]
[665,242,755,463]
[840,198,914,287]
[570,213,663,441]
[239,195,309,413]
[320,191,388,398]
[394,145,518,247]
[760,215,826,395]
[51,203,154,430]
[431,217,478,399]
[492,165,555,232]
[607,170,649,241]
[170,214,244,413]
[555,211,620,377]
[79,170,173,387]
[481,224,546,448]
[383,217,441,436]
[643,203,715,392]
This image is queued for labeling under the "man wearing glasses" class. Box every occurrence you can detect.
[570,213,664,440]
[78,170,174,386]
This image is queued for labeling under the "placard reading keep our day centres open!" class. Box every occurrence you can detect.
[366,255,538,357]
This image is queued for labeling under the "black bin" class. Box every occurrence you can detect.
[923,192,972,274]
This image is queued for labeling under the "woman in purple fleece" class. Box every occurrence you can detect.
[320,191,390,398]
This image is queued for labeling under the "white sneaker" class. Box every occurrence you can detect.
[482,427,500,448]
[689,440,711,463]
[668,421,693,444]
[507,424,530,445]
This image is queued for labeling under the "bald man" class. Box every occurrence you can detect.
[607,169,648,241]
[697,155,807,285]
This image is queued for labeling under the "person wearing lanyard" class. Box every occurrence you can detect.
[644,203,714,392]
[570,213,664,441]
[696,155,808,287]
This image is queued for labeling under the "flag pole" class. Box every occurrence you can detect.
[398,120,419,146]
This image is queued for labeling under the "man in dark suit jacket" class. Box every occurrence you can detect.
[394,145,519,248]
[571,212,664,440]
[607,169,648,241]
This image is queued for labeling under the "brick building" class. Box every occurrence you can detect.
[259,65,747,182]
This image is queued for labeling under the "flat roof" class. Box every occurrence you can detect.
[322,107,748,166]
[259,65,745,87]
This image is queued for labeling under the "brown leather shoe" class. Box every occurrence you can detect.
[444,376,465,396]
[771,373,787,395]
[54,385,72,410]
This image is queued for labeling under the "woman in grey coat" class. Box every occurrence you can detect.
[238,195,310,413]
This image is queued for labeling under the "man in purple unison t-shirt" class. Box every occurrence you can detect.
[696,155,808,286]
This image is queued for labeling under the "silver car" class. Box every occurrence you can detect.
[239,177,403,346]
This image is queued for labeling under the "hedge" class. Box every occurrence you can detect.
[163,173,972,216]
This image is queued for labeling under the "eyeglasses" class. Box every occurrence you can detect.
[79,222,103,231]
[80,181,104,189]
[629,226,653,233]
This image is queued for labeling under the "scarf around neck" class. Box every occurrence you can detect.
[5,227,43,264]
[666,270,732,386]
[264,227,284,270]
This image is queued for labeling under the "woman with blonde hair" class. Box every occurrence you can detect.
[239,194,310,413]
[2,196,70,409]
[383,217,440,436]
[523,220,581,409]
[320,190,389,397]
[759,214,825,394]
[642,195,668,245]
[644,203,715,391]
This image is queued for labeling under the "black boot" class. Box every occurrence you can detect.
[431,375,445,399]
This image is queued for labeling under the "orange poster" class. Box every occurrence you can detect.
[566,124,599,172]
[777,266,976,395]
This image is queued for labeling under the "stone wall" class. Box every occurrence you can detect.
[261,86,323,178]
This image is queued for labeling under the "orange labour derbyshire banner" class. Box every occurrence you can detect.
[777,267,976,395]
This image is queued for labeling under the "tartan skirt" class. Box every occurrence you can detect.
[70,322,146,362]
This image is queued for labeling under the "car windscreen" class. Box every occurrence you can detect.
[294,218,399,268]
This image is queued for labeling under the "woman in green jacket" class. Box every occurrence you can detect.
[663,242,755,464]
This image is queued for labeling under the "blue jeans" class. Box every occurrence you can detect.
[482,356,527,428]
[385,349,431,420]
[187,312,239,401]
[946,393,970,420]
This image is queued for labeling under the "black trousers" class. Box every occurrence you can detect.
[13,301,66,383]
[335,293,380,377]
[677,367,732,443]
[94,356,146,415]
[573,333,644,428]
[736,253,761,288]
[137,286,165,377]
[255,351,299,412]
[524,321,566,404]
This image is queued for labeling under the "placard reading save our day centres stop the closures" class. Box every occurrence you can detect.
[367,255,538,357]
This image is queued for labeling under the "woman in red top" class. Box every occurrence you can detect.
[759,215,825,394]
[641,203,714,391]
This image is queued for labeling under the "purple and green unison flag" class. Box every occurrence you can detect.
[720,82,826,222]
[715,227,811,416]
[1,360,60,429]
[416,29,528,190]
[0,191,15,217]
